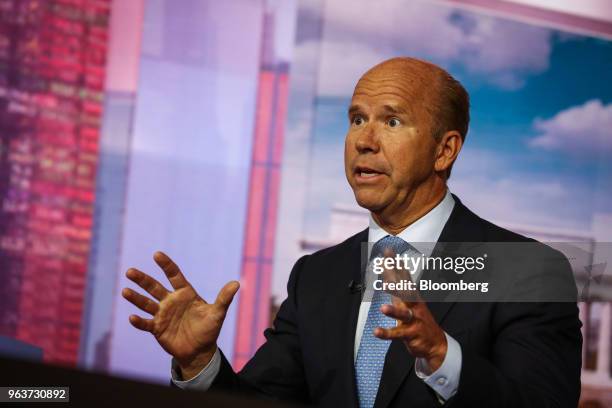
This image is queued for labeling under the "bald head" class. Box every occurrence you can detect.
[356,57,470,142]
[345,57,468,226]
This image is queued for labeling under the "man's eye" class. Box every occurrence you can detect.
[388,117,401,128]
[352,116,365,126]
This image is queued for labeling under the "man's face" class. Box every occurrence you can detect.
[344,65,439,214]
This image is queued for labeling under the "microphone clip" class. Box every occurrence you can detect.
[348,280,364,294]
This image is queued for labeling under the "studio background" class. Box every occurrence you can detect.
[0,0,610,406]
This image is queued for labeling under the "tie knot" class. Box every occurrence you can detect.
[370,235,412,260]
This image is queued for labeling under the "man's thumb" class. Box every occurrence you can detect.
[215,280,240,309]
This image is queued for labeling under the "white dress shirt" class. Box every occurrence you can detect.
[172,190,461,401]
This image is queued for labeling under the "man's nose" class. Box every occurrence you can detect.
[355,125,380,154]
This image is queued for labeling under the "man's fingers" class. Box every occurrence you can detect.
[122,288,159,315]
[215,281,240,310]
[154,251,190,290]
[373,325,410,340]
[126,268,169,301]
[128,314,155,332]
[381,303,415,322]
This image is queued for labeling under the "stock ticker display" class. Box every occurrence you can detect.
[0,0,110,365]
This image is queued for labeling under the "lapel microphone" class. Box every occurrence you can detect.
[348,280,364,293]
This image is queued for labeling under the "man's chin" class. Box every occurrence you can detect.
[353,192,386,212]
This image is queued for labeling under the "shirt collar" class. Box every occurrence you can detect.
[368,189,455,255]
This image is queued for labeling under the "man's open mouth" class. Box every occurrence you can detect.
[354,165,385,180]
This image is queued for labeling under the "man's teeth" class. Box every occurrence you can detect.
[360,172,378,178]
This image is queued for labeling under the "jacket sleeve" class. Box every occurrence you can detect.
[209,255,310,403]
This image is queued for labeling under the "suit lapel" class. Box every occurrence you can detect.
[340,228,369,407]
[423,195,486,325]
[373,195,485,408]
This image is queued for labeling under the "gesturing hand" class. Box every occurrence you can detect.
[375,298,447,372]
[122,251,240,379]
[374,249,447,372]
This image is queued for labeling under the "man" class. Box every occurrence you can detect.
[122,57,582,407]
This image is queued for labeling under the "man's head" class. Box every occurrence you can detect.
[344,57,469,220]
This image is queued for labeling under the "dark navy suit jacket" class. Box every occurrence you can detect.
[208,196,582,407]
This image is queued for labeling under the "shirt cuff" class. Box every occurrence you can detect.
[414,332,462,401]
[171,348,221,391]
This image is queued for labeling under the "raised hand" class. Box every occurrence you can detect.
[375,297,447,372]
[122,251,240,379]
[376,248,447,372]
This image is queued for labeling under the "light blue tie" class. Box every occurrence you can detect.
[355,235,412,408]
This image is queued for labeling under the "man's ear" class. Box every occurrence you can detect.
[434,130,463,175]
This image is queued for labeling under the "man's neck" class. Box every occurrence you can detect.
[371,185,447,236]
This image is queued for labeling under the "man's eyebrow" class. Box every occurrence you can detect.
[348,105,364,116]
[381,104,408,115]
[348,104,410,117]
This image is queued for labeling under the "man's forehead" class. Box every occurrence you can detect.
[351,81,420,111]
[349,100,410,115]
[350,59,440,112]
[354,72,430,100]
[349,93,413,113]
